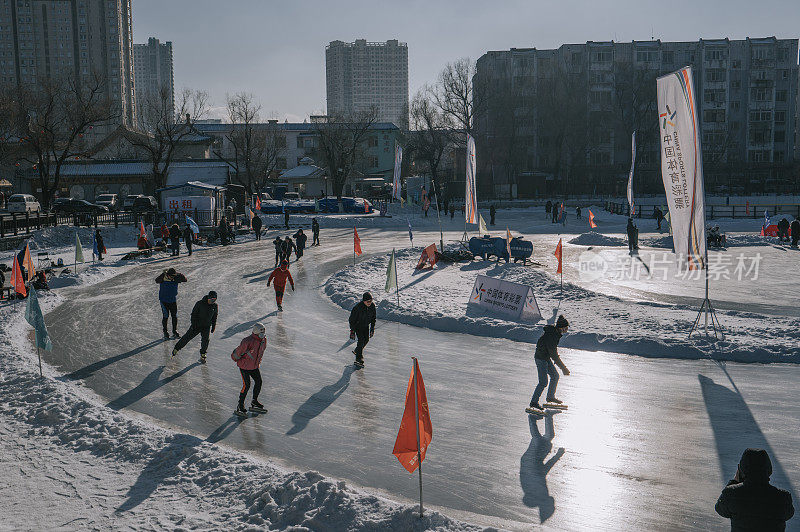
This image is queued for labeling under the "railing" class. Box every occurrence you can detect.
[604,201,800,220]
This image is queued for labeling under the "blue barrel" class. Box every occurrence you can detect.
[468,236,496,259]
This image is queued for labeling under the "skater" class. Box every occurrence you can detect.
[791,217,800,248]
[272,236,283,267]
[156,268,187,339]
[267,260,294,311]
[182,224,194,256]
[284,211,290,229]
[232,322,268,417]
[280,235,296,263]
[169,222,181,256]
[715,448,794,530]
[490,204,496,226]
[545,200,552,216]
[172,291,218,363]
[311,218,320,246]
[252,214,262,241]
[450,205,455,219]
[94,229,107,261]
[293,229,307,259]
[348,292,376,366]
[551,204,558,224]
[777,217,791,243]
[526,315,570,413]
[218,216,230,246]
[626,218,639,252]
[576,206,582,219]
[654,206,664,231]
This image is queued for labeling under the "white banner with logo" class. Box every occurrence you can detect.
[392,144,403,201]
[465,134,477,224]
[468,274,541,323]
[627,130,636,212]
[657,66,706,270]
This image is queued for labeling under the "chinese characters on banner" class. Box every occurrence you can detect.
[657,66,707,270]
[468,274,541,323]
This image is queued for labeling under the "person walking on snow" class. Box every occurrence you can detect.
[94,229,107,261]
[182,224,194,256]
[172,291,218,363]
[267,260,294,311]
[293,229,307,259]
[232,323,268,417]
[490,204,496,225]
[626,218,639,252]
[169,222,181,256]
[280,235,296,264]
[791,217,800,248]
[311,218,320,246]
[252,214,262,241]
[272,236,283,266]
[156,267,187,339]
[349,292,376,366]
[284,210,290,229]
[527,315,570,413]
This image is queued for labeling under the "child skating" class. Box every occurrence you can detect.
[267,260,294,311]
[232,323,268,417]
[526,315,570,415]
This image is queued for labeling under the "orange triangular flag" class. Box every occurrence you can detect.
[392,358,433,473]
[588,209,597,229]
[554,238,563,274]
[354,227,362,256]
[139,221,146,238]
[23,243,36,281]
[11,257,27,297]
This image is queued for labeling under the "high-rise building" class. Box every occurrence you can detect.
[326,39,408,127]
[133,37,174,119]
[474,37,799,197]
[0,0,136,126]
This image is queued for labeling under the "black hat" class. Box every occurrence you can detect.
[167,267,176,275]
[739,448,772,482]
[208,291,218,299]
[556,315,569,328]
[362,291,373,301]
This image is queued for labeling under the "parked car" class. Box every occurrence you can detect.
[72,200,109,214]
[122,194,143,211]
[132,196,158,213]
[283,191,301,200]
[95,194,119,212]
[7,194,41,214]
[52,197,77,214]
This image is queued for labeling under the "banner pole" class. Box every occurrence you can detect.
[704,251,710,334]
[411,357,424,518]
[37,345,42,378]
[395,258,400,308]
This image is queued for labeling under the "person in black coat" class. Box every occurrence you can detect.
[791,217,800,248]
[293,229,307,259]
[545,200,552,215]
[777,217,791,243]
[528,315,570,411]
[348,292,376,365]
[490,204,496,225]
[169,223,181,256]
[311,218,320,246]
[252,214,262,241]
[172,291,218,362]
[284,210,290,229]
[281,236,296,263]
[626,218,639,251]
[95,229,107,261]
[715,448,794,531]
[272,236,283,266]
[182,225,194,256]
[218,216,229,245]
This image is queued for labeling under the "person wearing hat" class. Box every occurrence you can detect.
[267,260,294,312]
[172,291,218,363]
[348,292,376,366]
[526,315,570,413]
[155,267,187,339]
[231,322,268,417]
[272,236,283,267]
[715,448,794,529]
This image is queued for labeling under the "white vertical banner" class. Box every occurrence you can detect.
[657,66,706,270]
[465,134,477,224]
[392,144,403,201]
[627,130,636,213]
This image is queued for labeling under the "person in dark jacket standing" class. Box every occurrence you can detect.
[626,218,639,252]
[311,218,320,246]
[284,210,290,229]
[280,236,296,263]
[526,315,570,413]
[94,229,107,261]
[182,224,194,256]
[715,448,794,531]
[156,268,187,339]
[545,200,552,217]
[272,236,283,266]
[169,223,181,256]
[777,217,791,243]
[349,292,376,366]
[293,229,307,259]
[172,291,218,363]
[791,217,800,248]
[490,204,497,225]
[252,214,262,241]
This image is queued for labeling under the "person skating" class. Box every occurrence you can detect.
[252,214,262,241]
[311,218,320,246]
[626,218,639,252]
[348,292,376,367]
[490,204,496,225]
[715,448,794,530]
[172,291,218,363]
[293,229,307,259]
[791,217,800,248]
[284,211,290,229]
[654,206,664,232]
[526,315,570,413]
[218,216,229,245]
[777,217,791,243]
[267,260,294,311]
[94,229,107,261]
[182,224,194,256]
[280,236,296,264]
[272,236,283,267]
[156,268,187,339]
[169,222,181,256]
[576,206,582,219]
[232,323,268,417]
[545,200,552,217]
[450,206,455,219]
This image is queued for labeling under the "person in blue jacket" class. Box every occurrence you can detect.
[156,267,187,339]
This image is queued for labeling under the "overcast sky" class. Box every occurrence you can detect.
[132,0,800,122]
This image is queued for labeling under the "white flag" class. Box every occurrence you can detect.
[392,144,403,201]
[627,131,636,213]
[385,248,397,293]
[465,134,477,224]
[479,214,488,235]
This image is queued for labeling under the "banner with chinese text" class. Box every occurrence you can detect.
[468,274,541,323]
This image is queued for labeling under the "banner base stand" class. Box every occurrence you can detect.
[689,297,724,340]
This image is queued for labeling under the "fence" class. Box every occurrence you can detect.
[604,201,800,221]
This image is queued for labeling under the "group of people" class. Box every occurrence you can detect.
[776,216,800,247]
[271,219,320,266]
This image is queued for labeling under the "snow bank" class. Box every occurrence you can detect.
[567,231,626,247]
[324,249,800,363]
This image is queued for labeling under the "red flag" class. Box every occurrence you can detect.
[746,201,750,216]
[415,243,438,270]
[588,209,597,229]
[255,194,262,211]
[354,227,362,256]
[364,199,369,214]
[392,358,433,473]
[139,221,146,238]
[10,256,26,297]
[554,238,563,274]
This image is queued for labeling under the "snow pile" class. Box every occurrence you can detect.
[641,235,673,249]
[325,249,800,363]
[567,231,626,247]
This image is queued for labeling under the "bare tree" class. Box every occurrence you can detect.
[408,86,452,199]
[311,108,377,201]
[132,86,210,192]
[11,73,117,209]
[435,58,488,137]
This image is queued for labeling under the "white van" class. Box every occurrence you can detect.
[7,194,41,214]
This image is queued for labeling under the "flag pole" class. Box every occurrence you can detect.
[411,356,424,518]
[37,345,42,378]
[395,251,400,308]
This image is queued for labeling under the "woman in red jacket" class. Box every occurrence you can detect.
[232,323,268,417]
[267,260,295,311]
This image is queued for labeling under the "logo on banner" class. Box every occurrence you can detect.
[660,105,676,129]
[473,282,485,302]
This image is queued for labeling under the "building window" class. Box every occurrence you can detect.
[774,151,785,162]
[368,136,378,147]
[636,50,658,62]
[731,59,741,69]
[730,101,740,112]
[776,90,787,102]
[590,50,612,63]
[731,80,741,89]
[775,111,786,122]
[774,130,785,143]
[748,150,769,162]
[704,49,724,61]
[748,129,771,144]
[750,88,770,101]
[296,137,304,148]
[749,110,772,122]
[662,51,674,63]
[703,109,725,123]
[706,69,725,82]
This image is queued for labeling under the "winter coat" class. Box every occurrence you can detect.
[252,216,262,231]
[161,225,170,239]
[273,237,283,252]
[715,449,794,531]
[169,224,181,240]
[231,333,267,370]
[626,219,637,236]
[190,296,218,329]
[534,325,564,365]
[349,301,376,332]
[791,220,800,238]
[312,220,320,235]
[156,271,187,303]
[281,239,296,256]
[95,234,107,253]
[293,231,307,250]
[183,226,193,242]
[267,267,294,291]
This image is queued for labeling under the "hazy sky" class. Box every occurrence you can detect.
[133,0,800,122]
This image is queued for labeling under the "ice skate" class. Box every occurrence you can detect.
[171,348,179,357]
[526,404,544,415]
[234,405,248,417]
[172,331,180,339]
[199,353,207,364]
[250,401,268,413]
[163,331,170,340]
[544,398,568,410]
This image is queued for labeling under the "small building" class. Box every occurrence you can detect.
[156,181,226,227]
[279,157,328,197]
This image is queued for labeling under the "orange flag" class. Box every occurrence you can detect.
[10,257,27,297]
[364,199,369,214]
[588,209,597,229]
[554,238,563,274]
[392,358,433,473]
[354,227,362,256]
[139,221,146,238]
[23,243,36,281]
